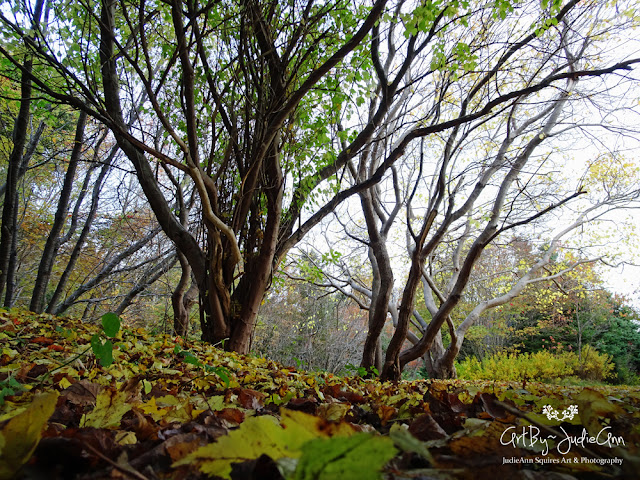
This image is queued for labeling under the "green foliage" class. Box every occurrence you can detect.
[456,346,615,383]
[592,308,640,384]
[344,363,379,378]
[294,433,397,480]
[100,312,120,337]
[511,294,640,384]
[90,312,121,367]
[173,344,231,387]
[0,376,24,406]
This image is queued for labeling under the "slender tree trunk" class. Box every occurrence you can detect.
[226,138,284,354]
[30,111,87,312]
[360,238,393,373]
[381,249,426,381]
[0,59,33,305]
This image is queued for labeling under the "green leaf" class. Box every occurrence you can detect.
[90,334,104,356]
[208,366,231,387]
[101,312,120,338]
[98,340,114,367]
[293,433,397,480]
[183,352,201,366]
[0,387,16,406]
[91,334,114,367]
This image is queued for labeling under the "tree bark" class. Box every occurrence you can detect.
[0,59,33,305]
[172,252,193,337]
[359,190,394,374]
[30,111,87,312]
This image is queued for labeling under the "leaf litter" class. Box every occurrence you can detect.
[1,309,640,479]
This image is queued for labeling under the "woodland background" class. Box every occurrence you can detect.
[1,0,640,384]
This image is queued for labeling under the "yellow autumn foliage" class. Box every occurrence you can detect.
[456,346,614,383]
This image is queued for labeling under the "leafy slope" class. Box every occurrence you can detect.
[1,309,640,479]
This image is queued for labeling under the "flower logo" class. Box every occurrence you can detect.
[542,404,579,422]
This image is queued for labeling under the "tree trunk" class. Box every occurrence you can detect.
[428,357,458,379]
[358,175,395,374]
[424,338,459,379]
[226,137,284,354]
[172,252,192,337]
[30,111,87,313]
[381,247,426,381]
[0,59,33,305]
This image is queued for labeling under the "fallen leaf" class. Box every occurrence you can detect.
[0,391,59,478]
[82,388,131,428]
[174,408,357,479]
[408,413,448,441]
[293,432,397,480]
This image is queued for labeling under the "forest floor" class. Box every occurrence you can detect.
[1,309,639,480]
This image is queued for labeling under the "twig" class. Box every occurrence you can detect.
[83,442,150,480]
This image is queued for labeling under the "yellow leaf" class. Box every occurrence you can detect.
[82,389,131,429]
[115,431,137,445]
[0,391,59,479]
[156,394,181,406]
[58,377,72,389]
[141,379,152,394]
[139,397,169,421]
[319,402,350,422]
[577,388,625,436]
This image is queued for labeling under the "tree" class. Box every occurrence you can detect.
[1,0,388,350]
[0,0,46,305]
[29,111,87,313]
[0,65,177,320]
[2,0,638,357]
[307,1,640,380]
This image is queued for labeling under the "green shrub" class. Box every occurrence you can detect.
[456,346,614,383]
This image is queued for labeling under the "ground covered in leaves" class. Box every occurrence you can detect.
[1,310,640,480]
